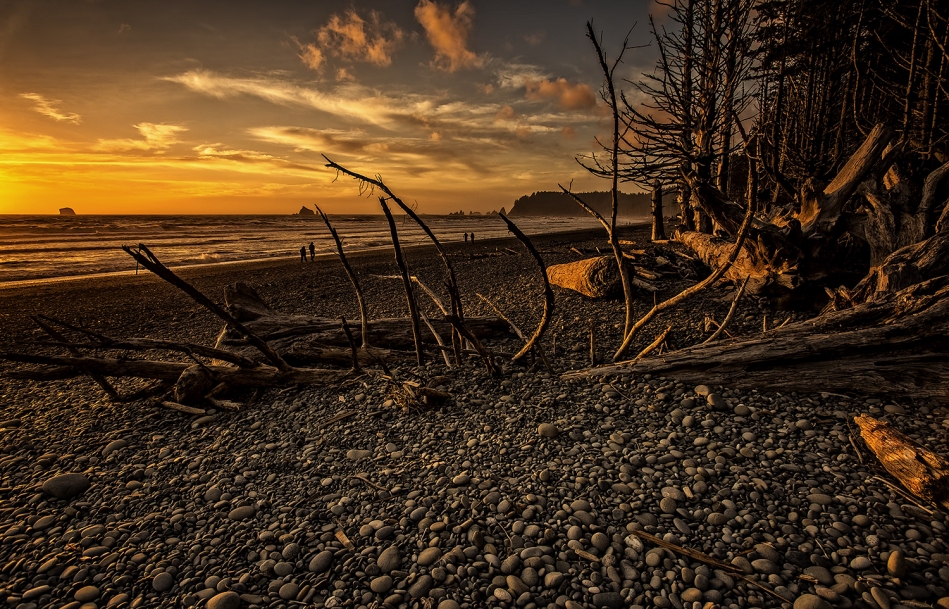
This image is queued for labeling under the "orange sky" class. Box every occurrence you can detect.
[0,1,657,215]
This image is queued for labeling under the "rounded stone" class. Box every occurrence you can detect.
[278,582,299,600]
[309,550,333,573]
[74,586,100,602]
[887,550,906,578]
[207,591,241,609]
[377,545,401,573]
[228,505,256,520]
[537,423,559,438]
[101,439,128,457]
[43,473,90,500]
[680,588,703,603]
[850,556,872,570]
[418,547,442,567]
[592,592,624,609]
[371,575,393,593]
[152,572,174,592]
[707,393,727,410]
[794,594,831,609]
[590,532,610,552]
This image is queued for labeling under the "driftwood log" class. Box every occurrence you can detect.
[547,256,658,300]
[547,256,622,298]
[856,415,949,509]
[217,283,511,367]
[571,274,949,403]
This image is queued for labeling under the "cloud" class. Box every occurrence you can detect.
[525,31,545,46]
[166,70,400,128]
[20,93,81,124]
[118,23,131,33]
[524,78,596,110]
[414,0,481,72]
[562,126,577,139]
[336,67,355,82]
[300,9,404,72]
[95,123,187,152]
[299,43,325,71]
[494,105,516,122]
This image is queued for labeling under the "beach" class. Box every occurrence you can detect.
[0,224,947,609]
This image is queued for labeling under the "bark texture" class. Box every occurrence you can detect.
[856,415,949,509]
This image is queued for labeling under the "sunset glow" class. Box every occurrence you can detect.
[0,1,657,215]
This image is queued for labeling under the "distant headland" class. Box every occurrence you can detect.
[508,191,651,217]
[59,207,76,216]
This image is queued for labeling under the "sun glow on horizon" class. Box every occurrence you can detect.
[0,1,653,215]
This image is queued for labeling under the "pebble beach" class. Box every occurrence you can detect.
[1,224,948,609]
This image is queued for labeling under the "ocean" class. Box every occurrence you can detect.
[0,214,645,286]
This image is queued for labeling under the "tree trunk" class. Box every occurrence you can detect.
[651,181,667,240]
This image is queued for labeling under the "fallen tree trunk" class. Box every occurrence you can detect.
[1,352,352,386]
[217,283,511,365]
[547,256,622,298]
[856,415,949,509]
[547,256,657,300]
[569,275,949,403]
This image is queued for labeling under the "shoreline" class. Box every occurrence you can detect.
[0,224,647,293]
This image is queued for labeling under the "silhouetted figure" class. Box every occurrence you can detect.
[464,232,468,244]
[470,232,475,245]
[309,241,315,262]
[300,246,307,262]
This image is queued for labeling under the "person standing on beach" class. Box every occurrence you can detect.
[470,232,475,245]
[464,232,468,244]
[300,246,307,263]
[309,241,315,262]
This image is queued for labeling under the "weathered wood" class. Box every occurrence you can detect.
[380,197,424,365]
[613,202,755,360]
[123,244,290,371]
[651,181,666,241]
[797,124,897,235]
[218,282,510,364]
[2,352,352,387]
[547,256,622,299]
[499,212,554,362]
[570,276,949,403]
[315,204,370,348]
[855,415,949,509]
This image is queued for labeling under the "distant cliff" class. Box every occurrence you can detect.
[508,191,651,217]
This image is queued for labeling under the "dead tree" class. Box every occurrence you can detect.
[561,22,641,339]
[651,180,666,240]
[324,156,467,364]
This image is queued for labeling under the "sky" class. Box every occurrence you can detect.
[0,0,662,215]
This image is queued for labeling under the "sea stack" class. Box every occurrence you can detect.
[297,206,315,216]
[59,207,76,216]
